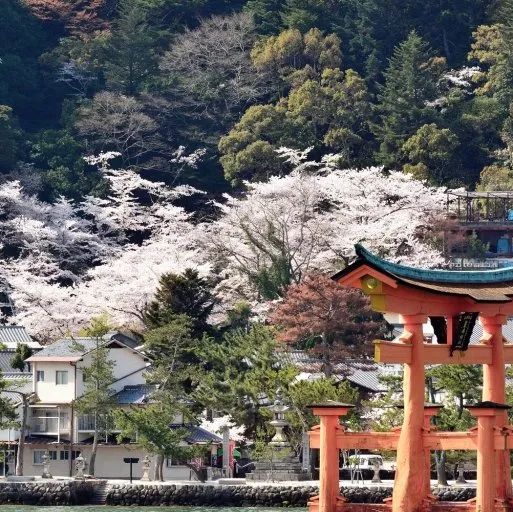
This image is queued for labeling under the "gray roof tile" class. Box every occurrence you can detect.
[31,332,141,359]
[0,326,34,345]
[280,350,389,392]
[114,384,156,404]
[170,425,222,444]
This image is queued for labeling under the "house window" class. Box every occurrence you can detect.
[33,450,57,465]
[60,450,76,460]
[36,371,44,382]
[166,457,185,468]
[55,371,68,385]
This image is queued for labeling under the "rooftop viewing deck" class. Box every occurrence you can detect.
[448,190,513,227]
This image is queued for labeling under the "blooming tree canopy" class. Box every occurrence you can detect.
[202,149,448,309]
[3,153,206,339]
[1,148,449,340]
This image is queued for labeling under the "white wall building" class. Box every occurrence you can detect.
[9,331,223,480]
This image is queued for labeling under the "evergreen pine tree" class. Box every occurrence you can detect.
[74,317,116,477]
[103,0,157,94]
[244,0,282,34]
[375,31,444,167]
[10,344,33,373]
[143,269,215,334]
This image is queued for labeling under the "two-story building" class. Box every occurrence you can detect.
[0,326,41,476]
[20,331,222,479]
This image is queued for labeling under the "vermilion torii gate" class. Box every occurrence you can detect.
[308,245,513,512]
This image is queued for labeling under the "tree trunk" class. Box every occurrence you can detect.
[89,414,99,476]
[321,333,333,378]
[442,28,451,62]
[16,397,28,476]
[159,456,164,482]
[154,454,164,481]
[187,463,206,482]
[435,450,449,486]
[153,457,160,481]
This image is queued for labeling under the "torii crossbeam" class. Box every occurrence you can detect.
[310,245,513,512]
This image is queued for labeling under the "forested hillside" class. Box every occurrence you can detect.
[3,0,513,338]
[3,0,513,194]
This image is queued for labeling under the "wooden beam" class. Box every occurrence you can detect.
[310,430,484,451]
[503,345,513,363]
[374,340,412,364]
[309,429,513,451]
[424,432,478,451]
[374,340,496,365]
[309,431,400,450]
[424,344,492,364]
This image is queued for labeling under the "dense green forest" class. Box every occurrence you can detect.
[3,0,513,199]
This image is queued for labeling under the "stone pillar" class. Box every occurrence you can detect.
[393,315,427,512]
[310,403,354,512]
[302,431,311,472]
[222,426,231,478]
[480,315,512,501]
[468,403,510,512]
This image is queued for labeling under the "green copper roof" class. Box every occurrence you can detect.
[355,244,513,285]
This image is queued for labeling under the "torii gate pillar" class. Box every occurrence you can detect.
[481,315,513,502]
[393,315,428,512]
[308,403,354,512]
[469,403,512,512]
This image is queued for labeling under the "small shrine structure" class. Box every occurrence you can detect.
[308,244,513,512]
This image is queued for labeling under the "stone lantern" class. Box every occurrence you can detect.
[246,388,311,481]
[268,388,291,449]
[41,451,52,479]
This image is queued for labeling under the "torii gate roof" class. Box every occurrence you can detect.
[333,244,513,303]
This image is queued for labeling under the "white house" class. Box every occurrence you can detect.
[18,331,222,480]
[0,326,41,475]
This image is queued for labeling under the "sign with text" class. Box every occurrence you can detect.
[450,312,478,355]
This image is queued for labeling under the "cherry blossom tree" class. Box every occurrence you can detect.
[1,148,451,341]
[201,149,449,310]
[3,152,206,340]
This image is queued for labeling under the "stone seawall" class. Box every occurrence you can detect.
[106,484,477,507]
[0,481,94,505]
[0,481,477,507]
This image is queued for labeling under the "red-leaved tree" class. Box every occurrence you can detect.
[271,274,384,376]
[25,0,111,33]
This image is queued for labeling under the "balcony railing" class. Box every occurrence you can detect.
[78,415,96,431]
[31,417,70,433]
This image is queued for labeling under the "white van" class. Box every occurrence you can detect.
[348,454,396,471]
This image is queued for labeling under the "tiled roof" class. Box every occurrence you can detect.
[350,244,513,284]
[333,244,513,303]
[79,425,222,446]
[0,350,24,373]
[2,374,33,405]
[0,326,38,347]
[170,424,222,444]
[110,332,142,350]
[27,332,142,361]
[113,384,156,404]
[279,350,390,392]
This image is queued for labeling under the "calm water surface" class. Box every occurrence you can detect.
[0,508,306,512]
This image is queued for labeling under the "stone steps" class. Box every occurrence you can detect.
[89,481,110,505]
